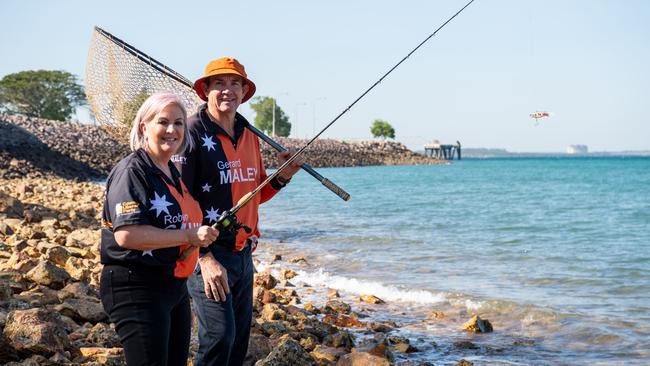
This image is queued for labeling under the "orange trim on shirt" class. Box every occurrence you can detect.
[164,179,203,278]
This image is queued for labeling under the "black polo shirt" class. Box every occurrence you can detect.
[101,148,203,277]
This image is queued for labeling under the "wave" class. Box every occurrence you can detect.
[259,261,449,305]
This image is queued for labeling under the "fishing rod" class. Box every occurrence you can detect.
[203,0,477,237]
[92,26,350,202]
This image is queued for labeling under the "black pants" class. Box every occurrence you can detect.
[187,244,254,366]
[100,264,191,366]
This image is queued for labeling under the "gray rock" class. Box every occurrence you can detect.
[254,336,316,366]
[336,352,391,366]
[323,300,352,315]
[25,260,70,289]
[3,308,71,357]
[54,297,107,323]
[45,246,70,266]
[0,191,24,218]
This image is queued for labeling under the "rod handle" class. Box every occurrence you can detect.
[321,178,351,201]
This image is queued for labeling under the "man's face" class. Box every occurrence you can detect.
[202,74,250,114]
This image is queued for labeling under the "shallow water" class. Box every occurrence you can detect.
[258,157,650,364]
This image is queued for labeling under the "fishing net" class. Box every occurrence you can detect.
[84,26,350,200]
[85,27,202,142]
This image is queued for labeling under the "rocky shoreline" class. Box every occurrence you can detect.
[0,114,441,182]
[0,177,485,365]
[0,114,471,365]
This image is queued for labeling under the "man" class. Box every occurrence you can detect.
[178,57,302,365]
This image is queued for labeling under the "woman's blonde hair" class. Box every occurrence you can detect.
[129,93,194,153]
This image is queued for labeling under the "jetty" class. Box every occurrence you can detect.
[424,140,461,160]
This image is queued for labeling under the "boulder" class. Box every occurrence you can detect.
[66,228,99,249]
[0,221,15,236]
[327,288,340,298]
[65,256,92,281]
[456,360,474,366]
[15,285,60,305]
[0,191,24,218]
[54,297,107,323]
[254,336,316,366]
[360,294,385,304]
[353,336,394,363]
[45,246,70,266]
[336,352,390,366]
[323,300,352,315]
[289,255,308,264]
[2,251,37,272]
[78,347,125,366]
[324,330,355,351]
[25,260,70,289]
[261,303,287,321]
[280,268,297,281]
[270,254,282,263]
[453,340,479,350]
[462,315,493,333]
[391,342,419,353]
[310,345,347,365]
[323,314,364,328]
[426,310,445,319]
[3,308,71,357]
[85,323,120,348]
[303,302,319,314]
[255,271,278,290]
[57,281,97,301]
[244,333,271,366]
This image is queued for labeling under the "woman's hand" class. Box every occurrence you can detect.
[276,148,304,181]
[199,253,230,302]
[187,225,219,247]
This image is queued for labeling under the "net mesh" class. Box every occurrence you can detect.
[85,28,202,142]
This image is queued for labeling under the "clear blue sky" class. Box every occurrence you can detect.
[1,0,648,152]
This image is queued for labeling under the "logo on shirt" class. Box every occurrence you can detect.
[115,201,140,216]
[171,155,187,165]
[217,159,257,184]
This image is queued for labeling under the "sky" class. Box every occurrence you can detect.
[1,0,649,152]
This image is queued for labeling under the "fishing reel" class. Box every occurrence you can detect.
[214,210,252,235]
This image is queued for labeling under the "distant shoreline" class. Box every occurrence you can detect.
[460,153,650,159]
[447,148,650,159]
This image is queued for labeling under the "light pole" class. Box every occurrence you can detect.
[272,92,289,137]
[312,97,327,136]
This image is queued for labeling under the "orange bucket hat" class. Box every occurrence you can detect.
[193,57,256,102]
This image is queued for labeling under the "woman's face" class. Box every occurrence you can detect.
[141,103,185,159]
[203,74,250,114]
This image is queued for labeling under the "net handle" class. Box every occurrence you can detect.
[94,26,194,88]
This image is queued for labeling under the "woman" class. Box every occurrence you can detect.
[100,93,219,365]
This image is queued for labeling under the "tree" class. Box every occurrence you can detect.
[370,119,395,139]
[0,70,86,121]
[249,96,291,137]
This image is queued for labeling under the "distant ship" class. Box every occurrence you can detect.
[567,145,588,154]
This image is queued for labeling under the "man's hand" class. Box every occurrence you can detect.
[276,148,304,181]
[198,253,230,302]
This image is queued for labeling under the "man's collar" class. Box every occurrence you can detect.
[198,104,250,141]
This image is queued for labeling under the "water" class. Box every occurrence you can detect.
[257,157,650,365]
